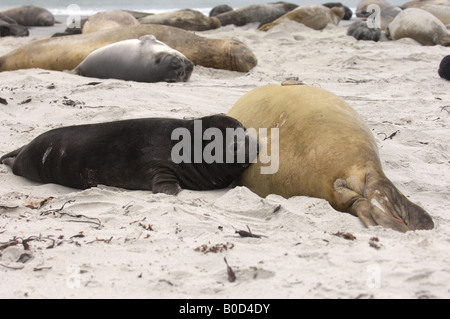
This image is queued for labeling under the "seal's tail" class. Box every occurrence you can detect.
[1,146,25,168]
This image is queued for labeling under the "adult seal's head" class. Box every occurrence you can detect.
[74,35,194,83]
[439,55,450,80]
[1,115,258,196]
[227,84,434,232]
[1,5,54,26]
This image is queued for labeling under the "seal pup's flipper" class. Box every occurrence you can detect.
[1,146,25,168]
[151,170,182,195]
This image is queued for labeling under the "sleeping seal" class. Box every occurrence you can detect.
[0,5,54,26]
[82,10,139,34]
[227,84,434,232]
[74,35,194,83]
[0,24,257,73]
[1,115,258,195]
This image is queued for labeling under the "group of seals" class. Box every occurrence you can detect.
[0,24,257,73]
[349,0,450,45]
[227,84,434,232]
[0,5,437,232]
[74,35,194,83]
[1,115,257,195]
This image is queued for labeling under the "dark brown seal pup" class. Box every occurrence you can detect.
[1,115,258,195]
[439,55,450,80]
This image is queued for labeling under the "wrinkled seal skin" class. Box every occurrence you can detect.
[1,115,257,195]
[439,55,450,80]
[75,35,194,83]
[1,5,54,26]
[215,2,298,27]
[227,84,434,232]
[0,24,257,73]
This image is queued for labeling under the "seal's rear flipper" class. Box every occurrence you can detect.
[1,146,25,168]
[350,179,434,232]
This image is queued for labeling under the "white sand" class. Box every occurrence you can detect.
[0,20,449,299]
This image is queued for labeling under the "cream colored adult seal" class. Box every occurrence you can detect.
[139,9,220,31]
[386,8,450,46]
[259,4,345,31]
[82,10,138,34]
[227,84,434,232]
[0,24,257,73]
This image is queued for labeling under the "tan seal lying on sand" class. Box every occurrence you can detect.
[82,10,139,34]
[215,2,298,27]
[259,4,345,31]
[139,9,221,31]
[227,84,434,232]
[0,24,257,73]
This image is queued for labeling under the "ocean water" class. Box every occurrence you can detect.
[0,0,407,16]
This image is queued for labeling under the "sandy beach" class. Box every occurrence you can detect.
[0,15,449,299]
